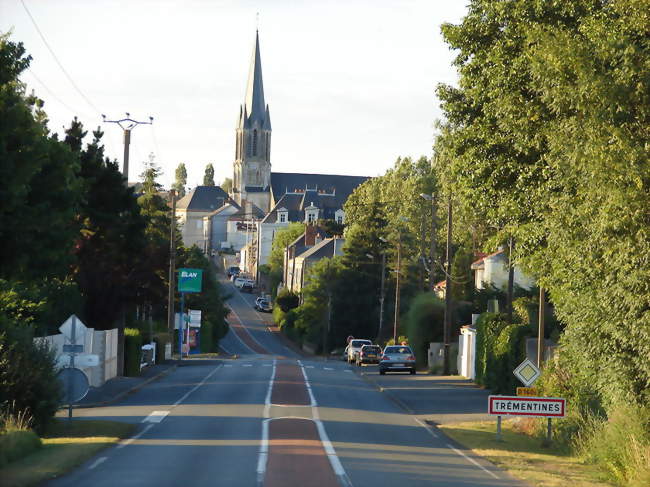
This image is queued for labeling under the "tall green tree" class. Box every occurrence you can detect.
[437,0,650,406]
[173,163,187,197]
[203,163,215,186]
[221,177,233,194]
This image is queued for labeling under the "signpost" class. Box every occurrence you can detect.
[58,315,91,421]
[513,358,541,387]
[177,268,203,360]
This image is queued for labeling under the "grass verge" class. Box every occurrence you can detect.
[0,419,135,487]
[439,419,613,487]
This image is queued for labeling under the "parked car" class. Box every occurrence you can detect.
[379,345,416,375]
[227,266,240,278]
[240,280,255,293]
[356,344,382,366]
[255,299,272,312]
[347,339,372,363]
[342,345,349,361]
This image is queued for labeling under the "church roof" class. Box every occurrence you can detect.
[176,186,229,211]
[240,31,271,130]
[270,172,369,209]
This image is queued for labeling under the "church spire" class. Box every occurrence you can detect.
[243,30,267,127]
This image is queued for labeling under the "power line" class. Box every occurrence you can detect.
[24,68,87,117]
[20,0,102,115]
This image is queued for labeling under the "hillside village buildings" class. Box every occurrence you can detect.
[176,31,368,281]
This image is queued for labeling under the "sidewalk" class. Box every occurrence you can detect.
[357,369,492,425]
[75,362,178,408]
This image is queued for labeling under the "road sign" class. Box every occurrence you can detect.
[59,314,88,342]
[58,354,99,368]
[189,309,201,327]
[513,358,541,387]
[517,387,538,396]
[57,368,90,404]
[488,395,566,417]
[62,344,84,353]
[178,268,203,293]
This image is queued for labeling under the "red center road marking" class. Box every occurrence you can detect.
[264,418,339,487]
[227,306,269,354]
[271,363,310,406]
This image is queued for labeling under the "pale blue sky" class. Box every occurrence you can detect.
[1,0,467,189]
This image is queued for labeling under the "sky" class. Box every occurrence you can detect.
[1,0,468,189]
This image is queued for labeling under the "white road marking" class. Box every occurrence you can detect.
[173,363,223,406]
[242,364,253,367]
[447,443,500,479]
[304,365,315,369]
[414,417,439,438]
[323,367,334,370]
[142,411,169,423]
[263,359,277,419]
[88,456,107,469]
[257,419,270,486]
[298,361,353,487]
[116,424,154,449]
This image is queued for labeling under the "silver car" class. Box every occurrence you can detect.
[347,339,372,363]
[379,345,416,375]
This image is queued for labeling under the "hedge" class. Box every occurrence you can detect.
[475,313,530,394]
[124,328,142,377]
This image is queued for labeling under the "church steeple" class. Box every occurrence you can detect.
[233,31,272,212]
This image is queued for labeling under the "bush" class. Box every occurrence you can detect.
[404,293,444,367]
[0,430,42,467]
[124,328,142,377]
[0,316,61,434]
[276,290,300,312]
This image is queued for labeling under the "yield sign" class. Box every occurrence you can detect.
[59,315,88,344]
[513,358,541,387]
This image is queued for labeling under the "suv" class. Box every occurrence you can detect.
[255,299,272,312]
[347,339,372,364]
[356,344,382,366]
[226,266,240,278]
[379,345,416,375]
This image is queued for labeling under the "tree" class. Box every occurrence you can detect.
[221,177,233,194]
[437,0,650,407]
[173,163,187,197]
[203,163,215,186]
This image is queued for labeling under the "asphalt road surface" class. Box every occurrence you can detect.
[45,278,524,487]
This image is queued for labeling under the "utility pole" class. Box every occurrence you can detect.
[167,190,177,339]
[507,236,515,323]
[102,113,153,182]
[537,287,545,368]
[378,252,386,342]
[393,236,401,345]
[443,196,453,375]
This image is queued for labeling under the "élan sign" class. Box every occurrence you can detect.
[178,268,203,293]
[488,395,566,418]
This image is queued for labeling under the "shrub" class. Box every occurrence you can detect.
[124,328,142,377]
[404,293,444,367]
[0,316,61,434]
[276,290,300,312]
[0,430,42,467]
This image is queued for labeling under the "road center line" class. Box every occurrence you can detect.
[414,417,439,438]
[172,363,223,407]
[263,359,277,418]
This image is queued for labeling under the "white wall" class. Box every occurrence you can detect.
[258,221,288,266]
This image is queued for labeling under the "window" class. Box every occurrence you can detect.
[307,212,315,223]
[196,220,202,229]
[252,130,258,156]
[337,216,343,224]
[279,213,286,223]
[247,133,252,156]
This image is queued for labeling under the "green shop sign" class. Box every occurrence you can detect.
[178,268,203,293]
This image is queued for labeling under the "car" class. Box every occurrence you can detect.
[226,266,240,278]
[240,281,255,293]
[347,339,372,364]
[234,276,246,287]
[342,345,349,361]
[255,299,272,312]
[379,345,416,375]
[356,344,382,366]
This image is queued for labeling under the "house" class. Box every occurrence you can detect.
[470,248,535,291]
[283,225,328,291]
[286,236,345,293]
[176,186,229,251]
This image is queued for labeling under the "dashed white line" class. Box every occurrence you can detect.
[173,363,223,406]
[242,364,253,367]
[447,443,500,479]
[257,419,270,486]
[142,411,169,423]
[88,456,107,469]
[323,367,334,370]
[263,359,277,419]
[414,417,439,438]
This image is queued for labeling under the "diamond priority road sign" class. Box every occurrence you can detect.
[513,358,541,387]
[178,268,203,293]
[489,395,566,418]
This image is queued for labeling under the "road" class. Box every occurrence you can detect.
[45,277,523,487]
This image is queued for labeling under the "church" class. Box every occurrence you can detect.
[180,31,369,274]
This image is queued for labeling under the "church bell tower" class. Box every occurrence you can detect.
[233,30,272,212]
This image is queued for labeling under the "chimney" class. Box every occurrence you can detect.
[305,225,317,246]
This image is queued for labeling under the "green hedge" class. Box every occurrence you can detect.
[404,293,444,367]
[0,430,41,467]
[475,313,530,394]
[124,328,142,377]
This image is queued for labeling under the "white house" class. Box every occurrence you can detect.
[176,186,229,251]
[470,249,535,291]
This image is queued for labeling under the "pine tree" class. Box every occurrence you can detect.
[173,163,187,197]
[203,163,215,186]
